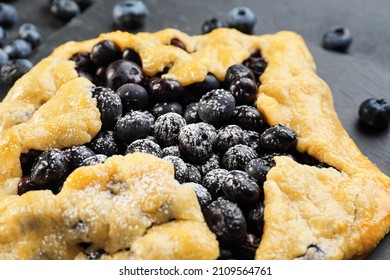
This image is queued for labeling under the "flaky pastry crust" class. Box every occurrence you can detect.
[0,28,389,259]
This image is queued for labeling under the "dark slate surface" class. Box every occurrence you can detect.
[0,0,389,259]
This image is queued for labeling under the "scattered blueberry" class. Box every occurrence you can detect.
[0,3,18,28]
[222,144,258,170]
[125,138,162,157]
[90,40,122,67]
[213,124,245,156]
[0,58,32,84]
[358,98,390,129]
[89,130,121,157]
[113,0,149,30]
[185,163,202,184]
[202,168,229,199]
[149,77,184,102]
[0,48,9,67]
[114,111,151,144]
[227,6,257,34]
[116,83,149,112]
[245,158,270,186]
[92,86,123,130]
[18,25,41,48]
[322,26,352,53]
[163,155,188,183]
[64,145,95,171]
[50,0,81,22]
[4,39,32,59]
[229,77,258,105]
[106,59,144,90]
[0,26,6,47]
[81,154,108,166]
[260,125,298,152]
[122,47,142,67]
[154,112,187,147]
[151,101,183,118]
[231,105,267,132]
[202,18,224,34]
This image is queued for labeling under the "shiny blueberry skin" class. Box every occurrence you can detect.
[89,130,121,157]
[20,149,42,175]
[81,154,108,166]
[154,112,187,147]
[0,26,6,47]
[198,89,236,127]
[222,144,258,171]
[122,48,142,67]
[202,18,224,34]
[92,86,123,130]
[322,26,352,53]
[4,39,32,59]
[227,6,257,34]
[202,168,229,199]
[18,27,41,48]
[114,111,151,144]
[247,202,265,236]
[149,78,184,102]
[229,77,258,105]
[113,0,149,30]
[204,197,247,248]
[359,98,390,129]
[245,158,270,186]
[243,53,267,81]
[231,105,267,132]
[126,138,162,157]
[106,59,145,90]
[0,3,17,28]
[189,182,212,211]
[0,58,33,84]
[64,145,95,171]
[0,49,8,67]
[116,83,149,112]
[90,40,122,67]
[184,74,220,104]
[163,155,188,183]
[50,0,81,22]
[183,102,201,124]
[194,153,220,177]
[222,170,260,208]
[260,125,298,152]
[151,101,183,118]
[225,64,255,87]
[213,124,245,156]
[185,163,202,184]
[18,176,37,195]
[71,52,95,73]
[30,148,70,191]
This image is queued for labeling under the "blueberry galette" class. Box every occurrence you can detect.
[0,28,389,260]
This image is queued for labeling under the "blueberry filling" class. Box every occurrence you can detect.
[17,41,335,260]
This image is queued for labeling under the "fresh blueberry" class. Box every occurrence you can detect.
[202,18,224,34]
[143,111,155,134]
[0,58,33,84]
[234,233,261,260]
[30,148,70,193]
[359,98,390,129]
[149,78,184,102]
[193,153,220,177]
[231,105,267,132]
[229,77,258,105]
[18,23,38,33]
[213,124,245,156]
[18,176,37,196]
[245,158,270,186]
[225,64,255,87]
[243,52,267,81]
[94,66,107,85]
[90,40,122,67]
[122,47,142,67]
[162,145,181,157]
[198,89,236,127]
[50,0,81,22]
[247,202,264,236]
[0,3,17,28]
[114,111,151,144]
[151,102,183,118]
[18,26,41,48]
[20,149,42,175]
[126,138,162,157]
[243,130,261,154]
[4,39,32,59]
[89,130,121,157]
[116,83,149,112]
[218,249,234,260]
[154,112,187,147]
[81,154,108,166]
[178,122,217,163]
[0,48,9,67]
[188,182,212,211]
[203,197,247,248]
[0,26,6,47]
[113,0,149,30]
[202,168,229,199]
[170,38,187,51]
[183,102,201,124]
[258,152,294,167]
[227,6,257,34]
[163,155,188,183]
[185,163,202,184]
[70,52,95,73]
[64,145,95,171]
[222,144,258,171]
[260,125,298,152]
[106,59,144,90]
[92,86,123,130]
[184,73,220,104]
[322,26,352,53]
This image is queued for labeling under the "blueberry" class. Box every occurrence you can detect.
[18,23,38,33]
[106,59,144,90]
[74,0,96,10]
[0,3,17,28]
[122,48,142,67]
[322,26,352,53]
[225,64,255,87]
[178,122,217,163]
[116,83,149,112]
[245,158,270,186]
[227,6,257,34]
[247,202,264,236]
[218,248,234,260]
[258,152,294,167]
[20,149,42,175]
[183,102,200,124]
[94,66,107,85]
[30,148,70,192]
[149,78,184,102]
[0,26,6,47]
[114,111,151,144]
[222,144,258,171]
[90,40,122,67]
[243,130,261,153]
[113,0,149,30]
[89,130,121,156]
[50,0,81,22]
[234,233,261,260]
[193,153,220,177]
[154,112,187,147]
[184,73,220,104]
[163,155,188,183]
[229,77,258,105]
[198,89,236,127]
[92,86,123,130]
[185,163,202,184]
[222,170,260,208]
[70,52,95,73]
[243,52,267,81]
[0,48,9,67]
[18,176,37,196]
[170,38,187,51]
[81,154,107,166]
[151,101,183,118]
[143,111,155,133]
[126,138,162,157]
[18,27,41,48]
[4,39,32,59]
[203,197,247,248]
[231,105,267,132]
[0,58,33,84]
[162,145,181,157]
[213,124,245,156]
[202,168,229,199]
[64,145,95,171]
[358,98,390,129]
[202,18,224,34]
[188,182,212,211]
[260,125,298,152]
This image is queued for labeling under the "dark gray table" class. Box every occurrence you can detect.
[1,0,389,259]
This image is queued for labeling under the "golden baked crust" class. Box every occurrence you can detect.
[0,28,389,259]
